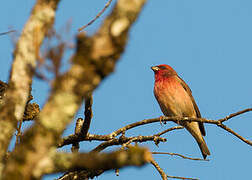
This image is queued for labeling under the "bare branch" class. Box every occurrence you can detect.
[78,0,113,31]
[109,117,212,138]
[3,0,146,179]
[0,0,61,164]
[167,175,198,180]
[109,108,252,146]
[152,159,197,180]
[0,30,15,36]
[58,133,112,148]
[58,170,103,180]
[150,159,167,180]
[71,97,94,150]
[81,94,93,136]
[155,126,184,136]
[71,118,84,153]
[70,94,94,153]
[56,108,251,179]
[59,126,181,149]
[152,152,207,161]
[217,123,252,146]
[121,137,138,148]
[34,147,151,178]
[219,108,252,123]
[59,108,252,151]
[91,135,166,153]
[15,120,23,146]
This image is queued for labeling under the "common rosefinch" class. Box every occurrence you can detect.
[151,64,210,159]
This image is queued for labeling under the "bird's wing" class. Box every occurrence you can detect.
[176,75,206,136]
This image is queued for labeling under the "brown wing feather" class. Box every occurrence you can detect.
[176,76,206,136]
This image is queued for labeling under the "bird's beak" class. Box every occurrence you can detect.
[151,66,159,72]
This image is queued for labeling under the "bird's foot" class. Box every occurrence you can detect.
[159,116,165,126]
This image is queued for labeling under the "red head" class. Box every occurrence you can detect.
[151,64,177,81]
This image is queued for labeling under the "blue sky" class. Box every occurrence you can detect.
[1,0,252,180]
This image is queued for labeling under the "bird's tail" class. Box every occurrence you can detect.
[184,122,210,159]
[196,136,210,159]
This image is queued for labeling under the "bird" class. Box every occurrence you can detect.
[151,64,210,159]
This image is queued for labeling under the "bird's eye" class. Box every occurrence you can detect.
[158,66,166,70]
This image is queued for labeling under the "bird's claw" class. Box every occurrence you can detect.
[159,116,165,126]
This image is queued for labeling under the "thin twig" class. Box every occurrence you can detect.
[58,133,112,147]
[217,123,252,146]
[59,130,167,148]
[71,118,84,152]
[91,139,117,153]
[121,137,138,148]
[219,108,252,123]
[59,108,252,148]
[108,117,216,138]
[91,135,166,153]
[108,108,252,146]
[81,94,93,136]
[15,120,23,146]
[155,126,184,136]
[0,30,15,36]
[37,147,151,177]
[152,152,207,161]
[167,175,198,180]
[71,94,93,152]
[150,159,167,180]
[78,0,113,31]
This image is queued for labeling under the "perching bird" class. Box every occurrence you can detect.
[151,64,210,159]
